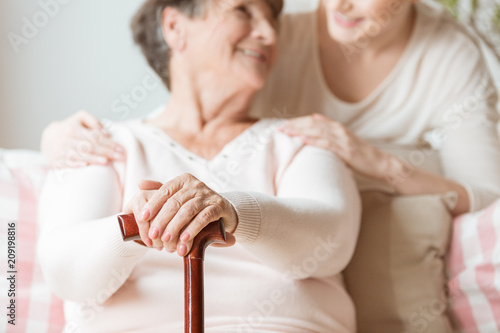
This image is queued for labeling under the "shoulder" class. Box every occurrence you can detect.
[103,117,161,154]
[415,3,487,73]
[97,117,152,190]
[253,118,339,164]
[411,2,495,109]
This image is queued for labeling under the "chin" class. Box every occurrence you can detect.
[327,24,366,45]
[242,71,268,90]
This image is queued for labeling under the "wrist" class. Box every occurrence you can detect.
[223,200,239,234]
[379,154,415,194]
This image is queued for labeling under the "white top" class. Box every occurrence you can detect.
[250,2,500,212]
[37,118,361,332]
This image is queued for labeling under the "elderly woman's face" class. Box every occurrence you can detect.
[179,0,279,90]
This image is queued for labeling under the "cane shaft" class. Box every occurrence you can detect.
[117,213,227,333]
[184,258,204,333]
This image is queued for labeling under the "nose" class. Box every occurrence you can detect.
[251,17,277,46]
[338,0,352,11]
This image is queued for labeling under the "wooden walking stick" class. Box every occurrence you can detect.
[117,213,227,333]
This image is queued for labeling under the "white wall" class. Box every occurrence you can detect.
[0,0,169,150]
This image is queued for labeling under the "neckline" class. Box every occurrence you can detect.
[136,117,268,164]
[311,4,422,108]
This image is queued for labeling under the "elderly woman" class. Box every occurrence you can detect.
[37,0,361,332]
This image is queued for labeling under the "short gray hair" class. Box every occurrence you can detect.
[131,0,284,90]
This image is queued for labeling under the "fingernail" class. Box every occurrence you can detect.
[146,239,153,247]
[156,246,163,251]
[114,146,124,153]
[180,233,190,242]
[161,232,171,243]
[149,227,159,239]
[178,244,187,257]
[141,208,150,221]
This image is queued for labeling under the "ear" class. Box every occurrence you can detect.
[161,7,187,52]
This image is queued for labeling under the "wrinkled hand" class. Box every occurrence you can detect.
[123,174,237,256]
[277,113,391,180]
[40,110,126,168]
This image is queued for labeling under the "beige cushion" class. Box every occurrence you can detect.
[343,192,456,333]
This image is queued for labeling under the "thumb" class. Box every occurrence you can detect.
[212,233,236,247]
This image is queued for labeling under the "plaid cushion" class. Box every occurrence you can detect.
[0,152,65,333]
[447,199,500,332]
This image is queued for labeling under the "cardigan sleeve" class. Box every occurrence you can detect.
[36,164,149,304]
[428,33,500,212]
[222,145,361,279]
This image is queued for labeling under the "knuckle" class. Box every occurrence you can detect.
[76,141,93,154]
[166,197,182,211]
[193,180,206,190]
[215,197,225,208]
[158,186,171,197]
[180,173,192,181]
[85,129,103,144]
[178,207,196,221]
[202,206,219,222]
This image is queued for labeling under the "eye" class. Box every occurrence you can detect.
[235,5,250,16]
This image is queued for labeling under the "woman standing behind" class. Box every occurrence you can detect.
[254,0,500,215]
[42,0,500,214]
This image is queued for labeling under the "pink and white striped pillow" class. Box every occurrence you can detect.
[0,153,65,333]
[447,199,500,332]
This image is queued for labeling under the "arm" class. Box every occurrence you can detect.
[36,165,148,303]
[377,155,470,215]
[279,75,500,217]
[278,114,473,216]
[222,146,361,279]
[138,145,361,279]
[390,35,500,214]
[431,71,500,213]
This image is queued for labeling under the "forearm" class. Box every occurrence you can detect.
[381,154,470,216]
[225,191,360,279]
[222,147,361,279]
[37,165,148,303]
[37,215,149,303]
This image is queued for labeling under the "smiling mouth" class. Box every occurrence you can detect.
[239,48,267,62]
[334,11,364,27]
